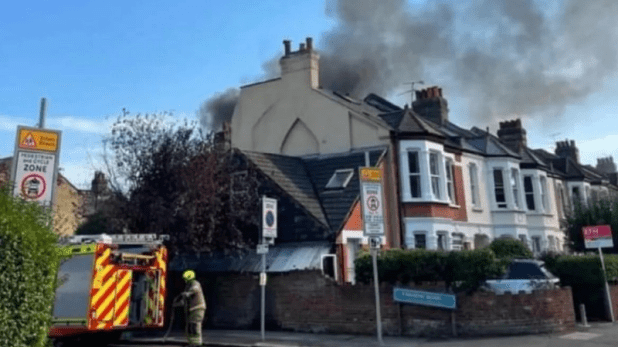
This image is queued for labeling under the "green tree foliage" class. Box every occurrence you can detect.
[0,186,60,347]
[489,238,533,259]
[355,248,503,293]
[566,199,618,253]
[86,111,261,253]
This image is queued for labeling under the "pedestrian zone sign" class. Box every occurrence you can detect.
[11,126,62,207]
[359,167,385,237]
[262,196,277,239]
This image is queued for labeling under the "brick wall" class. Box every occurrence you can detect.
[200,271,575,337]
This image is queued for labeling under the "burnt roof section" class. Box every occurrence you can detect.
[396,110,445,138]
[302,147,386,231]
[242,151,328,226]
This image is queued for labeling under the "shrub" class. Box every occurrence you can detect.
[0,186,60,347]
[354,248,503,293]
[489,238,533,259]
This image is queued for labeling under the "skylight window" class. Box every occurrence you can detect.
[325,169,354,189]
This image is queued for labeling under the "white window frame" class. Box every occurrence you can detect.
[429,151,442,200]
[407,150,422,198]
[493,168,507,209]
[524,175,536,211]
[445,159,455,204]
[413,231,427,249]
[437,232,448,250]
[540,176,549,212]
[451,232,464,251]
[511,168,520,209]
[469,163,480,208]
[325,168,354,189]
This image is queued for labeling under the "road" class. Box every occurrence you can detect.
[104,323,618,347]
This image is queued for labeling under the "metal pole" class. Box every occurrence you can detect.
[261,251,266,341]
[371,248,383,346]
[579,304,590,327]
[599,247,615,322]
[38,97,47,129]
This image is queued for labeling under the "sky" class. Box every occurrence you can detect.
[1,0,618,189]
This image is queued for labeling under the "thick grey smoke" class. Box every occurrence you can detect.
[202,0,618,126]
[198,88,239,131]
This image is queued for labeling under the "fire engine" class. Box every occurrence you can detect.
[49,233,169,345]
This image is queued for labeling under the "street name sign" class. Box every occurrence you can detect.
[11,126,62,207]
[583,225,613,249]
[393,287,457,310]
[359,167,385,237]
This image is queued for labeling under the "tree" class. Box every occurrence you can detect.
[88,111,261,253]
[566,199,618,254]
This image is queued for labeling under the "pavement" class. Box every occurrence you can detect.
[125,322,618,347]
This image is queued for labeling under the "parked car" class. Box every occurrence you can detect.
[484,259,560,294]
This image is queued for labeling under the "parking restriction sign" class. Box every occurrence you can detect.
[359,167,385,237]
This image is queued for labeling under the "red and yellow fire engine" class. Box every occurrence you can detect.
[49,234,168,344]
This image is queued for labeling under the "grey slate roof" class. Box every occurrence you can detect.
[242,151,328,226]
[302,147,386,232]
[169,241,331,273]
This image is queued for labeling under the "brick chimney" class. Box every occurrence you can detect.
[214,122,232,152]
[555,140,580,163]
[596,156,616,174]
[279,37,319,89]
[412,86,448,125]
[497,119,527,152]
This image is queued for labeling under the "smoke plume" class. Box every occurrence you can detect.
[198,88,239,131]
[201,0,618,126]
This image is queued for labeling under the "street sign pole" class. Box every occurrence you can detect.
[371,247,383,346]
[599,247,614,322]
[261,251,266,341]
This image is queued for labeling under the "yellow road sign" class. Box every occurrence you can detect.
[360,167,382,182]
[18,128,59,152]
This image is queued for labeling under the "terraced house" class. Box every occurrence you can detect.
[227,38,618,283]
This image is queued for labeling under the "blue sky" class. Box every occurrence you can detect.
[2,0,617,189]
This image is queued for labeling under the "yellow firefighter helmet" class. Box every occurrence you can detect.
[183,269,196,282]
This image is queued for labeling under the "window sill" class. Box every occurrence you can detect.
[526,211,554,217]
[402,198,451,205]
[472,207,483,213]
[491,208,526,213]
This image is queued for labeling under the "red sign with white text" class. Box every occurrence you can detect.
[582,225,613,249]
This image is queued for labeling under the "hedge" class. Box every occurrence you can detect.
[544,253,618,320]
[0,186,60,347]
[489,238,533,259]
[354,248,504,293]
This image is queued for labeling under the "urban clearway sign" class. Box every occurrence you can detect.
[262,196,277,239]
[393,287,457,310]
[359,167,384,237]
[11,126,62,207]
[583,225,614,249]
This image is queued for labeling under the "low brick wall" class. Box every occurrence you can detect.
[200,271,575,337]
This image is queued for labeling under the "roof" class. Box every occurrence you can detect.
[242,151,328,226]
[396,110,445,137]
[302,147,386,231]
[168,241,331,273]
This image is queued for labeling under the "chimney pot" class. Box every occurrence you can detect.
[283,40,291,55]
[306,37,313,51]
[299,43,306,51]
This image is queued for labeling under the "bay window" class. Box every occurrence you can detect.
[493,169,507,208]
[511,169,520,209]
[540,176,549,212]
[429,151,441,199]
[524,176,535,211]
[445,159,455,204]
[408,151,421,198]
[469,164,480,207]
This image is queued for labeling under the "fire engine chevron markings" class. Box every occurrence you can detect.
[92,265,115,304]
[114,271,132,326]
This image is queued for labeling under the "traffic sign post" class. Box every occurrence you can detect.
[583,225,615,322]
[260,196,277,342]
[10,126,62,209]
[359,167,385,346]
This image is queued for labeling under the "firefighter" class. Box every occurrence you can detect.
[181,269,206,346]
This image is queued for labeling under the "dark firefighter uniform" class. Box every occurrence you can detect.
[181,270,206,346]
